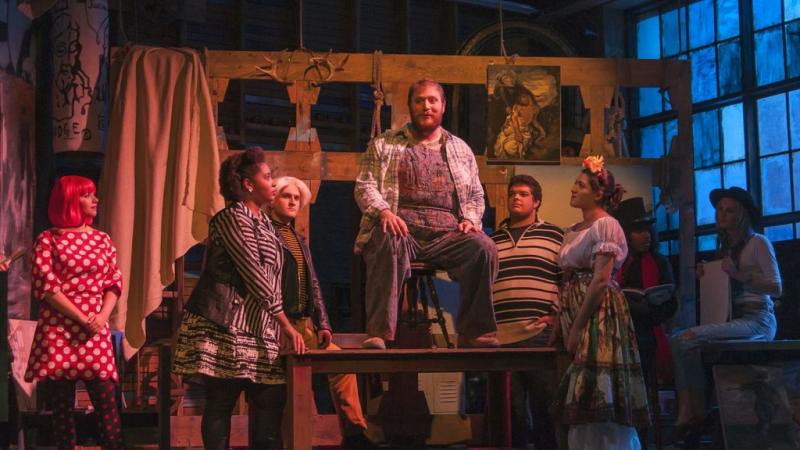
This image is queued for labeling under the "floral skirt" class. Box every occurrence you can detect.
[554,271,649,427]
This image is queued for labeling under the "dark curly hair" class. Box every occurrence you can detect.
[219,147,266,202]
[582,167,625,212]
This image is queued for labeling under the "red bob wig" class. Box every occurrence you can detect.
[48,176,97,228]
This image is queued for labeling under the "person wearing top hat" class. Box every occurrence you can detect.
[614,198,677,378]
[614,197,678,443]
[670,186,782,444]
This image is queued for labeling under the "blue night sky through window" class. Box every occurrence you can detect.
[634,0,800,245]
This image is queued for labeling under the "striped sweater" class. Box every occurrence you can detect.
[490,219,564,345]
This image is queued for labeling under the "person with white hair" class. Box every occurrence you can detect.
[269,176,373,450]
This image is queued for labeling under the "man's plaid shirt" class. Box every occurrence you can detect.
[353,125,485,254]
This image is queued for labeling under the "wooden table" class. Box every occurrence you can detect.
[286,347,567,450]
[702,339,800,364]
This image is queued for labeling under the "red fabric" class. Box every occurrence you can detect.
[639,253,674,382]
[639,253,660,289]
[615,253,659,288]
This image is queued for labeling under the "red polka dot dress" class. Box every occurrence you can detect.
[24,228,123,383]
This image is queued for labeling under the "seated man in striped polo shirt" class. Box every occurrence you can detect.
[269,176,374,450]
[490,174,563,450]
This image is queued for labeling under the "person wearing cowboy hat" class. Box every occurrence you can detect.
[614,197,678,444]
[670,186,782,446]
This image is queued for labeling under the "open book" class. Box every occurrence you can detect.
[622,283,675,306]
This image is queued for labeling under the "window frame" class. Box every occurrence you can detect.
[628,0,800,251]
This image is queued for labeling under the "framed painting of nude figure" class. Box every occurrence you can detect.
[487,65,561,164]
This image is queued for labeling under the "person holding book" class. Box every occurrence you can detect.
[615,197,677,379]
[554,156,649,450]
[670,187,781,443]
[614,197,678,442]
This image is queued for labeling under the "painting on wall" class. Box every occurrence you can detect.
[0,74,35,319]
[714,365,799,450]
[487,65,561,164]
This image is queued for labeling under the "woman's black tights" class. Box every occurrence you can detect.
[49,379,123,450]
[201,376,286,450]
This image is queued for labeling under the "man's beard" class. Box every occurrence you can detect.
[410,114,442,134]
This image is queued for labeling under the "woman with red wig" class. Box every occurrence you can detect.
[24,175,124,450]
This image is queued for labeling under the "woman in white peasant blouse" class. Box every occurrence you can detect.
[554,156,649,450]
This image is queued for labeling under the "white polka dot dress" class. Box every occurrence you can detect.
[24,229,123,382]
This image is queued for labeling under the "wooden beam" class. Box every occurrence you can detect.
[347,0,361,150]
[286,347,564,449]
[206,51,686,88]
[292,179,321,241]
[158,344,172,450]
[665,62,696,328]
[207,76,230,106]
[578,85,615,156]
[284,81,322,152]
[288,347,562,374]
[384,82,411,130]
[323,152,361,180]
[287,364,313,450]
[222,150,658,184]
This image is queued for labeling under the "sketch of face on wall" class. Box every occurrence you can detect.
[51,0,109,153]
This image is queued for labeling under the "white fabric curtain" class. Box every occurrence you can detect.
[99,45,224,358]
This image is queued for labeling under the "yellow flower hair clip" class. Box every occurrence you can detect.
[582,155,605,175]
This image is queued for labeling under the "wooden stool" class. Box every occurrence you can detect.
[398,261,454,348]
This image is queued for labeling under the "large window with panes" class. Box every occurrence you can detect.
[629,0,800,254]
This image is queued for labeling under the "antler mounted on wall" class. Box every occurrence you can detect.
[305,50,350,87]
[254,51,292,83]
[254,49,350,86]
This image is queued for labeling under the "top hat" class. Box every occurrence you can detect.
[614,197,655,231]
[709,186,760,225]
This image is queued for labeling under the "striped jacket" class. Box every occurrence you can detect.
[490,218,563,345]
[354,125,485,253]
[186,202,284,358]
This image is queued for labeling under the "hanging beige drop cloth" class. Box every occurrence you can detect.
[99,46,224,359]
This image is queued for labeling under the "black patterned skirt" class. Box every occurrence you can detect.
[173,312,284,384]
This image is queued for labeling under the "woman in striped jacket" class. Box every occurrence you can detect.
[173,147,306,450]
